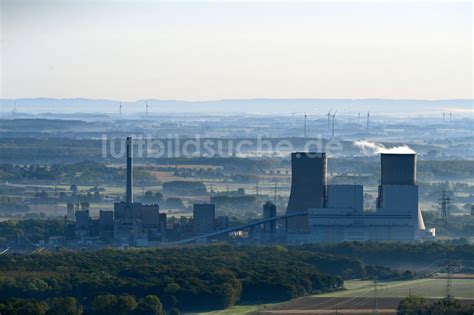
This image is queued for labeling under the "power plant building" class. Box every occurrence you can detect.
[263,201,277,234]
[193,204,216,235]
[113,137,162,245]
[287,152,435,242]
[286,152,327,233]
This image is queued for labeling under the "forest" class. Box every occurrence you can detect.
[0,246,348,313]
[1,242,471,313]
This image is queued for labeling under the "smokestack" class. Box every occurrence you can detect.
[381,153,416,185]
[126,137,133,203]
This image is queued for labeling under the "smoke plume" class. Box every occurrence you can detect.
[353,140,415,155]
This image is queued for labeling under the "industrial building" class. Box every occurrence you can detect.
[263,201,277,241]
[287,152,435,242]
[113,137,163,245]
[67,137,220,246]
[193,204,216,235]
[286,152,326,233]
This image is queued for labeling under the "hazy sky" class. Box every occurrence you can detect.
[1,1,472,101]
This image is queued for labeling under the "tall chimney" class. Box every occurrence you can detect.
[126,137,133,203]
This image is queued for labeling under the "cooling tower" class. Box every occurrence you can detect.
[381,153,416,185]
[126,137,133,203]
[286,152,327,233]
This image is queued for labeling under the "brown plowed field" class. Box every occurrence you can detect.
[247,297,474,315]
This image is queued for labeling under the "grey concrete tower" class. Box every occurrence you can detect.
[286,152,327,233]
[381,153,416,185]
[126,136,133,204]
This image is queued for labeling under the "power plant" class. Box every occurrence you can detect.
[287,151,435,242]
[67,137,435,247]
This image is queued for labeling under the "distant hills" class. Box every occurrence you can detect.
[0,98,472,114]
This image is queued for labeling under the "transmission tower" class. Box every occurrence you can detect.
[445,252,453,298]
[273,180,278,201]
[439,190,451,227]
[373,277,378,315]
[34,186,38,212]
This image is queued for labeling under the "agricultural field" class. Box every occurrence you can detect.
[319,278,474,299]
[194,278,474,315]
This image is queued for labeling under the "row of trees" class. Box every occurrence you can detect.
[0,161,158,186]
[0,219,65,247]
[0,294,175,315]
[397,295,474,315]
[300,242,474,268]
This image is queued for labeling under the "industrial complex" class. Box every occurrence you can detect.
[67,138,435,247]
[287,152,435,242]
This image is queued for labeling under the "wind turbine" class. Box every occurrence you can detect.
[303,113,307,138]
[331,110,337,138]
[366,112,370,132]
[357,112,360,125]
[145,102,149,117]
[327,109,332,131]
[449,112,452,122]
[119,102,122,118]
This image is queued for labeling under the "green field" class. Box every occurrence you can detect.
[319,278,474,299]
[190,278,474,315]
[190,303,281,315]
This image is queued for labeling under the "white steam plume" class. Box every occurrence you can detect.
[353,140,415,155]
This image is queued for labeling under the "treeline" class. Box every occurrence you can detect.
[418,160,474,180]
[162,181,207,195]
[397,295,474,315]
[300,242,474,268]
[0,219,65,247]
[0,294,172,315]
[0,246,347,312]
[0,161,158,186]
[0,196,30,213]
